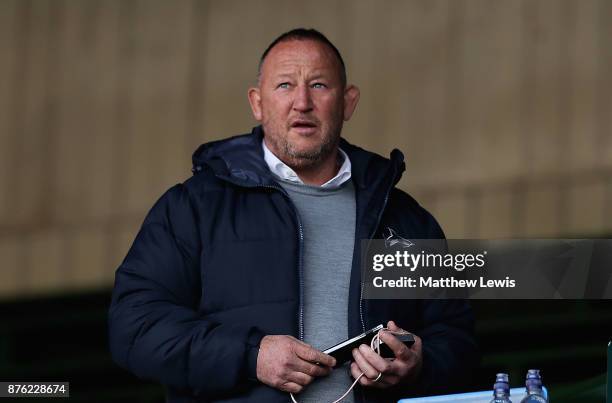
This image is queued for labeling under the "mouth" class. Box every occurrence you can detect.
[289,119,318,135]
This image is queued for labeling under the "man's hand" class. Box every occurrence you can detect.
[350,321,422,389]
[256,335,336,394]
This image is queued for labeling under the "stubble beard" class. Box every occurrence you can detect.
[265,119,343,171]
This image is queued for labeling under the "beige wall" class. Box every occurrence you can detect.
[0,0,610,299]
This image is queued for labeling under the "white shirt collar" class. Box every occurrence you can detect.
[262,140,352,188]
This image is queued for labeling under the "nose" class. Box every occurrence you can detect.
[292,84,313,112]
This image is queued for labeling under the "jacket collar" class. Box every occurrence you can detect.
[192,125,406,191]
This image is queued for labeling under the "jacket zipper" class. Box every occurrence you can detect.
[296,213,305,340]
[254,184,305,340]
[358,171,397,333]
[357,173,396,403]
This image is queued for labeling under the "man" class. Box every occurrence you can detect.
[109,28,477,403]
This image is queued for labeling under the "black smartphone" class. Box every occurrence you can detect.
[322,324,383,367]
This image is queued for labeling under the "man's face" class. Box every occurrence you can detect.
[248,39,359,170]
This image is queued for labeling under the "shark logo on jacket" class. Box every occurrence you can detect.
[383,227,415,249]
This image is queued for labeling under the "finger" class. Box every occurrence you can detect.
[406,333,422,358]
[351,361,400,389]
[386,321,409,335]
[281,381,303,394]
[353,365,376,388]
[358,374,376,387]
[350,362,363,380]
[387,320,401,332]
[358,344,392,373]
[293,338,315,348]
[359,368,402,389]
[357,373,391,389]
[377,373,401,387]
[412,334,423,351]
[290,360,332,378]
[286,370,314,386]
[380,331,412,360]
[294,344,336,367]
[352,346,380,379]
[291,338,329,355]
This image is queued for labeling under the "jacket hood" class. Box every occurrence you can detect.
[191,125,406,190]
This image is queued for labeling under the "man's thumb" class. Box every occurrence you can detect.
[387,320,400,331]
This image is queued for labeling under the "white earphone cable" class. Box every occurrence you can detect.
[290,327,388,403]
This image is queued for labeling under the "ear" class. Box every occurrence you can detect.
[342,85,360,121]
[248,87,263,121]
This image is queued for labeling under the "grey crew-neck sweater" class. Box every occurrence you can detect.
[277,178,357,403]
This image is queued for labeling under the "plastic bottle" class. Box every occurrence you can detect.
[490,373,512,403]
[519,369,547,403]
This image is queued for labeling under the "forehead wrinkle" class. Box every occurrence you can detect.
[268,58,331,73]
[260,40,341,83]
[270,69,333,80]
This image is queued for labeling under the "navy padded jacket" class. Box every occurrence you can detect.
[108,126,478,402]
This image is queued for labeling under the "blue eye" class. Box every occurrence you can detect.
[312,83,327,89]
[278,83,290,89]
